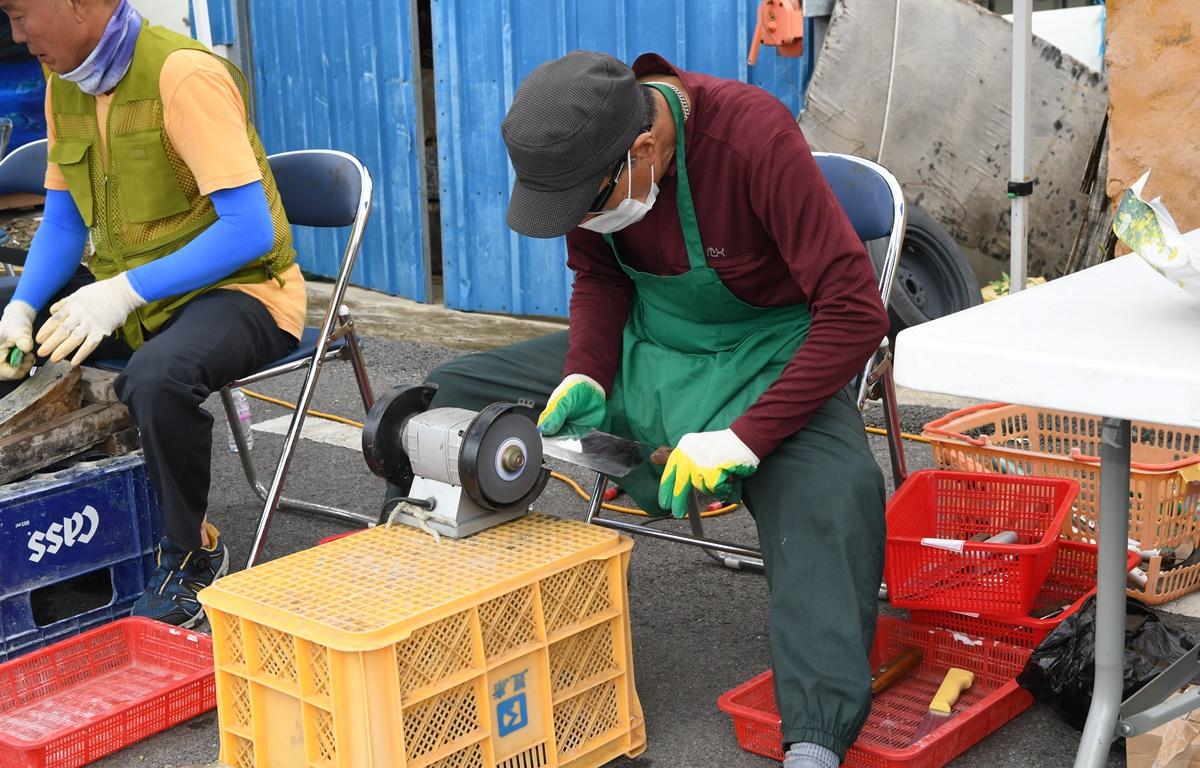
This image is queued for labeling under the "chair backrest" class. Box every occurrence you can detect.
[0,137,48,196]
[812,151,905,311]
[813,152,901,242]
[812,152,906,408]
[267,149,370,229]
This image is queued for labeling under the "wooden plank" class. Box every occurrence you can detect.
[798,0,1107,278]
[80,366,120,404]
[0,362,82,440]
[0,402,133,484]
[96,425,141,456]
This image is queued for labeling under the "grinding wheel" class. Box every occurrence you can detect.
[460,403,548,513]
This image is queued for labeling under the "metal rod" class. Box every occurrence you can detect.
[881,361,909,487]
[246,155,373,568]
[590,515,765,559]
[1120,647,1200,736]
[340,308,376,411]
[1010,0,1033,294]
[687,495,764,569]
[583,472,608,524]
[1074,417,1131,767]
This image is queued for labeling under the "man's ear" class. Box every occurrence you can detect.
[630,133,656,168]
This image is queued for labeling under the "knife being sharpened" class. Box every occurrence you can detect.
[540,428,651,479]
[911,667,974,742]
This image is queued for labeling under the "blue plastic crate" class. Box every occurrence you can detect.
[0,452,163,660]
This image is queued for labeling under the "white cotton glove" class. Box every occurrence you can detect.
[35,273,146,366]
[658,428,760,518]
[0,300,36,380]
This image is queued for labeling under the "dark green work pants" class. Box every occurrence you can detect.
[421,330,886,757]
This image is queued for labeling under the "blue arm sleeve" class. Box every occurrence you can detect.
[126,181,276,303]
[12,189,89,311]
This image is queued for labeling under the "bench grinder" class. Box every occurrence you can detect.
[362,384,551,537]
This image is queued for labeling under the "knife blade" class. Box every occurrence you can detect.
[541,429,651,479]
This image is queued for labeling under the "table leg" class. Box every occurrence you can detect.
[1074,417,1131,768]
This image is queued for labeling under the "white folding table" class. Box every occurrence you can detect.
[893,254,1200,768]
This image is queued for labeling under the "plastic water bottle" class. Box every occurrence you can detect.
[227,388,254,453]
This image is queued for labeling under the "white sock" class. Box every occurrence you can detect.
[783,742,839,768]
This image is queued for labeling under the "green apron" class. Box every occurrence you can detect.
[603,83,812,515]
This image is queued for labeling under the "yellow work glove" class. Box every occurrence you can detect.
[537,373,606,436]
[0,301,36,380]
[36,273,145,366]
[658,429,760,518]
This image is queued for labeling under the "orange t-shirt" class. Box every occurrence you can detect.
[45,49,306,340]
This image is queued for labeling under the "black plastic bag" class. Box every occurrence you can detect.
[1017,596,1199,731]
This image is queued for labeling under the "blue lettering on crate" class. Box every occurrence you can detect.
[492,668,529,700]
[497,692,528,737]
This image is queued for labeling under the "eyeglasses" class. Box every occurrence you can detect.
[587,126,652,214]
[587,155,627,214]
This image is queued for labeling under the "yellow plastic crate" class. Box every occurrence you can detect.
[199,514,645,768]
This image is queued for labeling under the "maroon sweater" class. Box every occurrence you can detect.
[563,54,888,459]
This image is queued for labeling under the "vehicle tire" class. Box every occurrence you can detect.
[869,205,981,339]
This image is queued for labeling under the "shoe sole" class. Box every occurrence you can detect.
[179,553,232,630]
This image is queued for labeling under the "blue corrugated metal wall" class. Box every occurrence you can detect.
[432,1,814,316]
[244,0,429,300]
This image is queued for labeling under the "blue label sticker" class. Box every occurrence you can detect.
[497,692,528,737]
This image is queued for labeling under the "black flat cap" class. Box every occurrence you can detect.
[502,51,647,238]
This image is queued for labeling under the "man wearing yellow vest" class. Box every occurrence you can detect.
[0,0,306,627]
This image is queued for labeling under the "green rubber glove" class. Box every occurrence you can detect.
[658,429,760,518]
[537,373,607,436]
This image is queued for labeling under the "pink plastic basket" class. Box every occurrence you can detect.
[0,618,215,768]
[884,470,1078,615]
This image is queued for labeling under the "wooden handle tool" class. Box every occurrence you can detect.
[870,647,923,696]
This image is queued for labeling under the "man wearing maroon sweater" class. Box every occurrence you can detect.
[421,51,888,767]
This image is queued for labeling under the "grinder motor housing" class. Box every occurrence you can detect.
[363,384,549,538]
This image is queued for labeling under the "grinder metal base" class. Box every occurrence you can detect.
[390,477,526,538]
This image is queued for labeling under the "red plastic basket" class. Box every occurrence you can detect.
[884,470,1078,615]
[908,541,1141,649]
[0,617,215,768]
[717,616,1033,767]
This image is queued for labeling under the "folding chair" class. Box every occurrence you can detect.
[0,118,12,160]
[585,151,909,570]
[98,149,377,567]
[0,137,47,284]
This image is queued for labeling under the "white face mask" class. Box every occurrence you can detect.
[580,152,658,234]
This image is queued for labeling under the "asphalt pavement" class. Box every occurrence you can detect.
[77,334,1174,768]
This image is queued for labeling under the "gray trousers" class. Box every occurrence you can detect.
[420,330,886,757]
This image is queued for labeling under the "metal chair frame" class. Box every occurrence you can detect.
[226,149,378,567]
[0,137,46,281]
[0,118,12,163]
[585,151,910,570]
